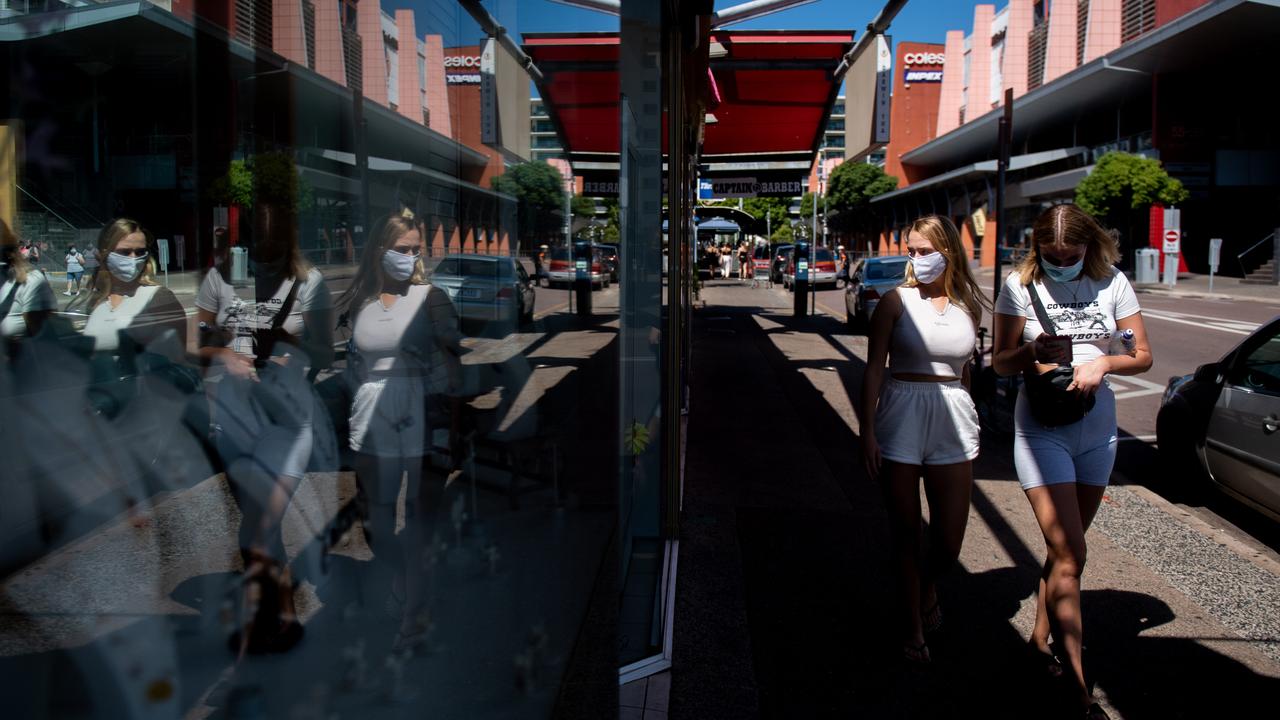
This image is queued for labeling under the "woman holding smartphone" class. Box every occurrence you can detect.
[992,204,1152,720]
[861,215,989,665]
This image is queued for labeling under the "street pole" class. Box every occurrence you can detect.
[992,88,1013,305]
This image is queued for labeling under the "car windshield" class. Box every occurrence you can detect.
[815,248,833,262]
[866,259,908,280]
[550,248,570,261]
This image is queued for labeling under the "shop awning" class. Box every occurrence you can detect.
[697,217,741,232]
[871,147,1089,203]
[523,29,853,184]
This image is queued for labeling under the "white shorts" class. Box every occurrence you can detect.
[1013,382,1117,491]
[875,379,980,466]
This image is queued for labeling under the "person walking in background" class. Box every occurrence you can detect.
[81,242,100,291]
[82,219,186,352]
[860,215,990,666]
[63,244,85,296]
[992,204,1152,720]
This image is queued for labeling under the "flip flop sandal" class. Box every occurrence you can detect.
[922,600,943,633]
[1027,643,1064,679]
[902,641,931,666]
[1084,702,1111,720]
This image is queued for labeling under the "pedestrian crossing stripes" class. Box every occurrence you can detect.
[1142,310,1260,336]
[1110,374,1167,401]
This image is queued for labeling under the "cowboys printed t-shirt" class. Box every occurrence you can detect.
[195,266,331,358]
[995,267,1140,367]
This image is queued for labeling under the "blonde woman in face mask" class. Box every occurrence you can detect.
[82,219,186,358]
[860,215,990,665]
[335,212,462,652]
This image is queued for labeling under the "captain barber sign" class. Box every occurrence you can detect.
[902,51,944,84]
[445,54,482,84]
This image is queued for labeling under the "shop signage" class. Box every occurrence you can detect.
[708,177,804,198]
[904,69,943,83]
[446,54,482,84]
[584,180,620,195]
[902,52,945,66]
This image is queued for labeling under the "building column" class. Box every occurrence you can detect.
[979,218,997,268]
[1003,0,1034,99]
[1083,0,1122,63]
[423,35,452,137]
[395,10,423,124]
[314,0,347,86]
[935,30,966,136]
[358,0,389,106]
[1043,0,1079,85]
[967,5,994,118]
[431,222,446,256]
[961,216,978,262]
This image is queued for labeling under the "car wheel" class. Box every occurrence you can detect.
[1155,401,1209,500]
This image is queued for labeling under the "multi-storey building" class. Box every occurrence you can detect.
[870,0,1279,279]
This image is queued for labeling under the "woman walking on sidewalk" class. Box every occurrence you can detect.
[992,204,1151,720]
[860,215,989,665]
[63,244,85,296]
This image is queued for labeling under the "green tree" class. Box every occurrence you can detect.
[740,196,790,238]
[825,161,898,248]
[1075,151,1189,217]
[491,161,566,252]
[797,192,819,240]
[770,219,795,244]
[210,152,314,210]
[1074,152,1189,264]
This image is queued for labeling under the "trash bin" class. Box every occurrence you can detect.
[231,246,249,283]
[1134,248,1159,284]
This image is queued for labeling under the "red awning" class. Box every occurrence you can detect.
[523,30,853,164]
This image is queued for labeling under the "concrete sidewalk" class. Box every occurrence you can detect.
[669,282,1280,719]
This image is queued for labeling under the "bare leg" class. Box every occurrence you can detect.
[1025,483,1105,709]
[881,459,927,657]
[919,460,974,622]
[1031,483,1105,658]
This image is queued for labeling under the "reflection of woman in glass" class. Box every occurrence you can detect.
[196,198,333,655]
[1,218,55,351]
[82,219,186,362]
[337,212,462,651]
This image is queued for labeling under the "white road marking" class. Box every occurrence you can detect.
[1142,310,1256,336]
[1109,374,1166,401]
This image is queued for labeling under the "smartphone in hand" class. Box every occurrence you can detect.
[1043,335,1074,364]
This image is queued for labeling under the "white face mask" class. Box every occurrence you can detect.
[910,251,947,284]
[381,248,419,282]
[107,251,148,283]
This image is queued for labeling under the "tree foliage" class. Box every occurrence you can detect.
[739,197,790,237]
[210,152,314,211]
[1074,152,1189,218]
[825,161,898,240]
[491,161,566,248]
[797,192,819,240]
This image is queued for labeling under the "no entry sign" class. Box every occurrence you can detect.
[1162,229,1181,254]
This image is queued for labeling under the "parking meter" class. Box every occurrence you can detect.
[793,240,810,317]
[572,239,593,317]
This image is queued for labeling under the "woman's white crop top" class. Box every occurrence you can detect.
[888,286,976,378]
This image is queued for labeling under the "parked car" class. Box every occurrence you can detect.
[428,253,536,328]
[843,255,909,331]
[1156,314,1280,521]
[751,244,773,281]
[770,244,793,284]
[545,246,609,289]
[595,243,620,282]
[782,246,838,290]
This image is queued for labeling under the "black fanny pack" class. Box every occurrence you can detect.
[1022,283,1095,427]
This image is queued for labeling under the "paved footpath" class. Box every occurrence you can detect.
[670,280,1280,720]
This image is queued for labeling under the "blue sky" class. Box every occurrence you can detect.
[385,1,982,47]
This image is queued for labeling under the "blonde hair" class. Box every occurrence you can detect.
[1016,203,1120,284]
[1,217,34,284]
[337,214,427,319]
[902,215,991,325]
[88,218,158,307]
